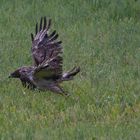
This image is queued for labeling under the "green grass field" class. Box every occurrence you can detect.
[0,0,140,139]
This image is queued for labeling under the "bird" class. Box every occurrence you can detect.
[9,17,80,95]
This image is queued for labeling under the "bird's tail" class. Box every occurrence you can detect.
[62,67,80,81]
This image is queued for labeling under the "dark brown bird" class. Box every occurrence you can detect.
[9,17,80,95]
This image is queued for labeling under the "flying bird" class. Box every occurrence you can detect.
[9,17,80,95]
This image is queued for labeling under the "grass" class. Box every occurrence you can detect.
[0,0,140,139]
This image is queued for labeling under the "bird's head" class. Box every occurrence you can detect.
[9,67,33,78]
[9,69,21,78]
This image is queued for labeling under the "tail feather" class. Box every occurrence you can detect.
[62,67,80,81]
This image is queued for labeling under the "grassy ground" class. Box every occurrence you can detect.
[0,0,140,139]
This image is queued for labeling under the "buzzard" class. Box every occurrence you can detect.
[9,17,80,95]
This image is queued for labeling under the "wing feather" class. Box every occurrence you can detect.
[35,23,38,35]
[31,17,63,78]
[31,17,62,73]
[43,17,47,30]
[46,18,51,30]
[34,56,62,79]
[39,17,43,31]
[31,33,34,42]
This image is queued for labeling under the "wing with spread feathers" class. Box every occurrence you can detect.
[31,17,62,66]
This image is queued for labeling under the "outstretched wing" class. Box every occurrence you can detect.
[31,17,62,67]
[33,55,63,80]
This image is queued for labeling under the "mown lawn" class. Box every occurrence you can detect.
[0,0,140,139]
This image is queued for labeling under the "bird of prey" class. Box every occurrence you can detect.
[9,17,80,95]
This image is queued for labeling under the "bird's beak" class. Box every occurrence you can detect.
[8,74,12,78]
[8,71,20,78]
